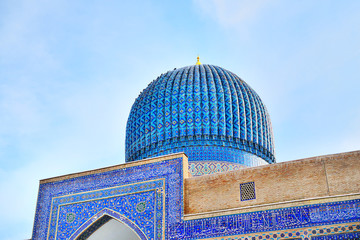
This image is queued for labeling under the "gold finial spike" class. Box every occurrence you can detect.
[196,56,201,65]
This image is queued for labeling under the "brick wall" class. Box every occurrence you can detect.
[184,151,360,214]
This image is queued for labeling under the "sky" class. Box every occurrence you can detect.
[0,0,359,239]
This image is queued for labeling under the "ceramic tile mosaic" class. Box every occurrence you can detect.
[32,157,184,240]
[189,161,247,176]
[125,64,275,165]
[311,229,360,240]
[32,156,360,240]
[173,199,360,239]
[209,223,360,240]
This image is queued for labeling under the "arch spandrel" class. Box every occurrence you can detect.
[70,209,147,240]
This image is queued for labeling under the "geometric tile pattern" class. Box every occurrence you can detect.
[311,229,360,240]
[168,145,270,168]
[168,199,360,239]
[143,146,269,176]
[208,223,360,240]
[189,161,248,176]
[31,157,184,240]
[125,64,275,166]
[53,182,160,239]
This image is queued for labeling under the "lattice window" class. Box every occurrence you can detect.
[240,182,256,201]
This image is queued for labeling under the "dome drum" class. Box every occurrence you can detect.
[126,135,274,164]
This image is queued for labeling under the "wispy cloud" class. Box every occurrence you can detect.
[193,0,271,27]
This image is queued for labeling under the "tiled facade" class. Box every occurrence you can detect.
[32,154,360,240]
[32,155,184,240]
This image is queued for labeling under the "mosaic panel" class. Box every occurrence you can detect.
[189,161,247,176]
[51,180,162,240]
[311,229,360,240]
[209,223,360,240]
[32,157,184,240]
[167,199,360,239]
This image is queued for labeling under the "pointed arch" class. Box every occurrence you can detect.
[69,208,147,240]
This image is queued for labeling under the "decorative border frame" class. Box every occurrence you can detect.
[172,199,360,239]
[32,155,185,240]
[47,179,164,239]
[311,230,360,240]
[206,223,360,240]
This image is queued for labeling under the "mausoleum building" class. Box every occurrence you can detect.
[31,60,360,240]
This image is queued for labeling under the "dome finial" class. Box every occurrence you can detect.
[196,56,201,65]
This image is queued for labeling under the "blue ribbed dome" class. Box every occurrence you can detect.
[125,64,275,174]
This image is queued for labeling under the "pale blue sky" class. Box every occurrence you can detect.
[0,0,359,238]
